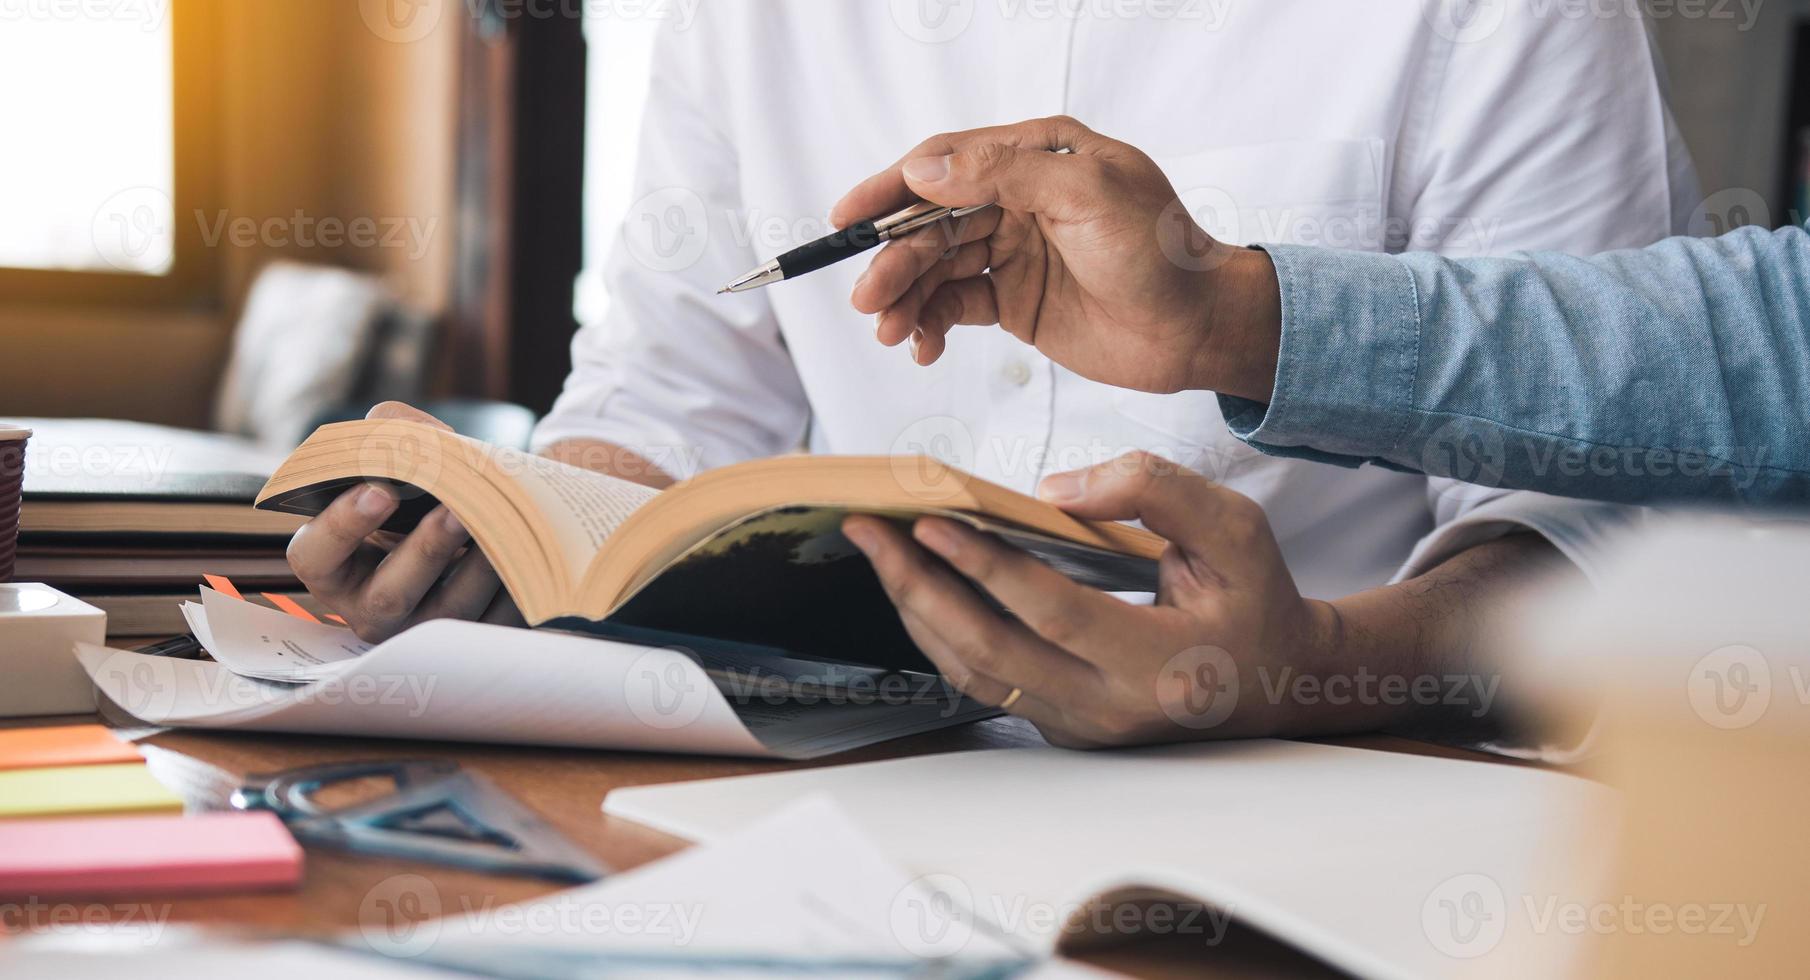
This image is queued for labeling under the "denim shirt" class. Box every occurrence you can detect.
[1221,226,1810,506]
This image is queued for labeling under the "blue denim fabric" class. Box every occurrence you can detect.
[1220,226,1810,506]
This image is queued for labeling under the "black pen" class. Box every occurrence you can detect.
[719,147,1072,294]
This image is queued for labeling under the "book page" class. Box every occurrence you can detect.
[501,452,661,579]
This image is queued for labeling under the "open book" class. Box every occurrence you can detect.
[256,420,1165,672]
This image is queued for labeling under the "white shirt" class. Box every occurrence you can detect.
[536,0,1698,598]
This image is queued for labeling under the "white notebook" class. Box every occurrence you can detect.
[605,740,1619,979]
[412,795,1040,976]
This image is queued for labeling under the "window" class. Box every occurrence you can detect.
[0,0,219,306]
[576,10,662,326]
[0,14,174,274]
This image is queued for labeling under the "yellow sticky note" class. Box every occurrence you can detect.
[0,763,184,819]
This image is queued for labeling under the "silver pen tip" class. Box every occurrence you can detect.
[719,261,785,294]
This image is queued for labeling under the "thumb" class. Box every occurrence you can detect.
[903,143,1101,222]
[1036,452,1254,554]
[366,401,453,433]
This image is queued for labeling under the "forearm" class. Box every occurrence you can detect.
[1278,535,1583,741]
[1202,227,1810,505]
[541,439,676,489]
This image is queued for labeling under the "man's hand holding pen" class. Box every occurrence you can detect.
[832,115,1284,403]
[826,117,1436,747]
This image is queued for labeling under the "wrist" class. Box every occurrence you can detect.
[1190,247,1282,402]
[1275,596,1429,735]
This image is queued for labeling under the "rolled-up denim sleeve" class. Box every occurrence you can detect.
[1219,245,1426,470]
[1220,227,1810,506]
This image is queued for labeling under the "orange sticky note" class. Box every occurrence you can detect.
[0,725,142,772]
[203,574,243,600]
[261,592,321,624]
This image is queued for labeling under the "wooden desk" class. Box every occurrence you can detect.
[3,706,1510,978]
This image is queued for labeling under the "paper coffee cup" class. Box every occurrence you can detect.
[0,425,30,584]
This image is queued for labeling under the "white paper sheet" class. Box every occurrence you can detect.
[179,600,214,651]
[604,741,1620,979]
[191,586,372,683]
[408,796,1032,973]
[77,594,994,759]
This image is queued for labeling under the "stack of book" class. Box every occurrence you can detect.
[17,419,313,638]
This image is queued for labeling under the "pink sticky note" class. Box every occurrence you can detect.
[0,811,303,897]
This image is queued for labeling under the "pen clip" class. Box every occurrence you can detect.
[875,201,993,241]
[872,146,1072,239]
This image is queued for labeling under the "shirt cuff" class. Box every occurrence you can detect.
[1390,492,1643,590]
[1218,244,1425,467]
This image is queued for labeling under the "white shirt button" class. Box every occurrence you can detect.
[1001,360,1033,387]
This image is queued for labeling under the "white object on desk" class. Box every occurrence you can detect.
[0,584,105,718]
[74,594,995,759]
[606,740,1620,980]
[426,796,1034,971]
[183,586,371,683]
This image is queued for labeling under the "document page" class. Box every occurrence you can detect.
[77,621,773,756]
[77,591,990,760]
[190,586,371,683]
[504,451,659,580]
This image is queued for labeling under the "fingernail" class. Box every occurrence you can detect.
[440,508,466,537]
[357,483,397,518]
[904,154,952,183]
[877,314,906,348]
[909,329,924,363]
[1038,472,1086,503]
[913,520,960,559]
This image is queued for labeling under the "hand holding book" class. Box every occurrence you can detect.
[843,450,1567,748]
[261,406,1163,674]
[265,405,1537,747]
[280,402,525,641]
[841,451,1336,744]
